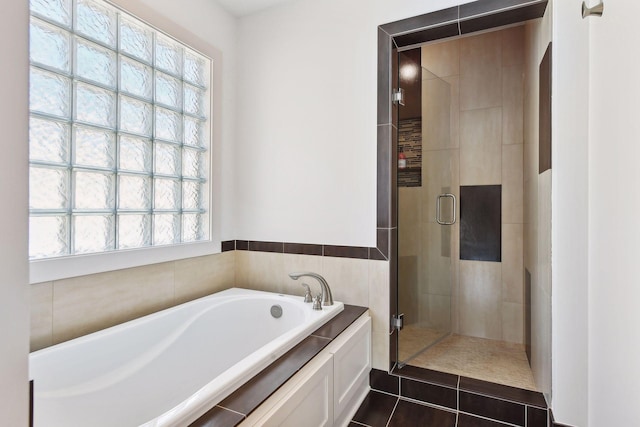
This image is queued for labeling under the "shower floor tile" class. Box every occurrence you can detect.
[398,323,447,361]
[401,331,537,391]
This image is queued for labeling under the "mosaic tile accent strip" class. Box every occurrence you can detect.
[398,118,422,187]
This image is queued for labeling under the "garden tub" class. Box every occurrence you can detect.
[30,288,344,426]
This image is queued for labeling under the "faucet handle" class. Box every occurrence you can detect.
[301,283,313,303]
[312,294,323,310]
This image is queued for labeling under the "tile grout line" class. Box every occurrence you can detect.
[457,375,461,412]
[458,410,520,427]
[215,404,246,417]
[369,388,399,399]
[384,396,400,427]
[398,375,459,392]
[458,387,545,409]
[307,334,332,341]
[397,395,457,414]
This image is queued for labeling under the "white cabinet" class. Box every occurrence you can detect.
[328,316,371,426]
[251,352,333,427]
[241,313,371,427]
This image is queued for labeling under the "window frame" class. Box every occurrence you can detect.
[29,0,222,284]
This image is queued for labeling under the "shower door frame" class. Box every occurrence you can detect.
[396,65,455,367]
[376,0,549,372]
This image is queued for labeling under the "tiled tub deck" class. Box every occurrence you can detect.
[191,305,368,426]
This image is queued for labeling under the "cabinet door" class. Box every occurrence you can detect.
[330,316,371,422]
[253,352,333,427]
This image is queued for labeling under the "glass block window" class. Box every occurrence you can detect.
[29,0,211,259]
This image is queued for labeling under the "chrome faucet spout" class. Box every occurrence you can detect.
[288,272,334,306]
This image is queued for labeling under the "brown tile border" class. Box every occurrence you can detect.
[401,377,457,410]
[460,1,549,34]
[189,406,245,427]
[222,240,387,260]
[323,245,369,259]
[380,0,548,47]
[283,242,323,256]
[391,364,458,389]
[190,305,367,426]
[459,390,525,426]
[218,335,331,415]
[369,247,387,261]
[29,380,33,427]
[248,241,283,253]
[221,240,235,252]
[459,376,547,408]
[370,368,399,395]
[311,305,368,340]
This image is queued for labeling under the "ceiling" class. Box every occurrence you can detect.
[214,0,296,17]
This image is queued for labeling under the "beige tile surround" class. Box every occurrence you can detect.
[235,250,390,371]
[30,250,391,371]
[30,251,235,351]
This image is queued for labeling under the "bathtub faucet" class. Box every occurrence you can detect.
[288,272,334,306]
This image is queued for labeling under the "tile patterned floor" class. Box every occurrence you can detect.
[400,328,537,391]
[350,390,530,427]
[350,368,549,427]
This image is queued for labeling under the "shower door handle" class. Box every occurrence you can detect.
[436,193,456,225]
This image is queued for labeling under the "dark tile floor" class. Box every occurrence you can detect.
[351,368,550,427]
[350,391,533,427]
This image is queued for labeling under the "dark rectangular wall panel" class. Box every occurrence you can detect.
[539,43,552,173]
[460,185,502,262]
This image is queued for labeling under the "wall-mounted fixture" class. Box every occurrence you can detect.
[582,1,604,18]
[392,88,405,106]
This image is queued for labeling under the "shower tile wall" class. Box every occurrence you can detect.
[523,10,553,398]
[418,25,525,344]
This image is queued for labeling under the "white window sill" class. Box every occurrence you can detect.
[29,240,221,284]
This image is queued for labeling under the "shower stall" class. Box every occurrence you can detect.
[395,27,537,391]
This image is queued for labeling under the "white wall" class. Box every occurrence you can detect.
[234,0,474,246]
[551,0,589,425]
[588,1,640,425]
[0,1,30,424]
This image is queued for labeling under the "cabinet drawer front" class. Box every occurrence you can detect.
[253,352,334,427]
[331,316,371,421]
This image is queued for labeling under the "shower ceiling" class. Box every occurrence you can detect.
[214,0,297,16]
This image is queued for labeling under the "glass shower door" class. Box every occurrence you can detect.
[397,66,454,366]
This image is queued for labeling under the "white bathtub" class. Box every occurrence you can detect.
[29,288,344,427]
